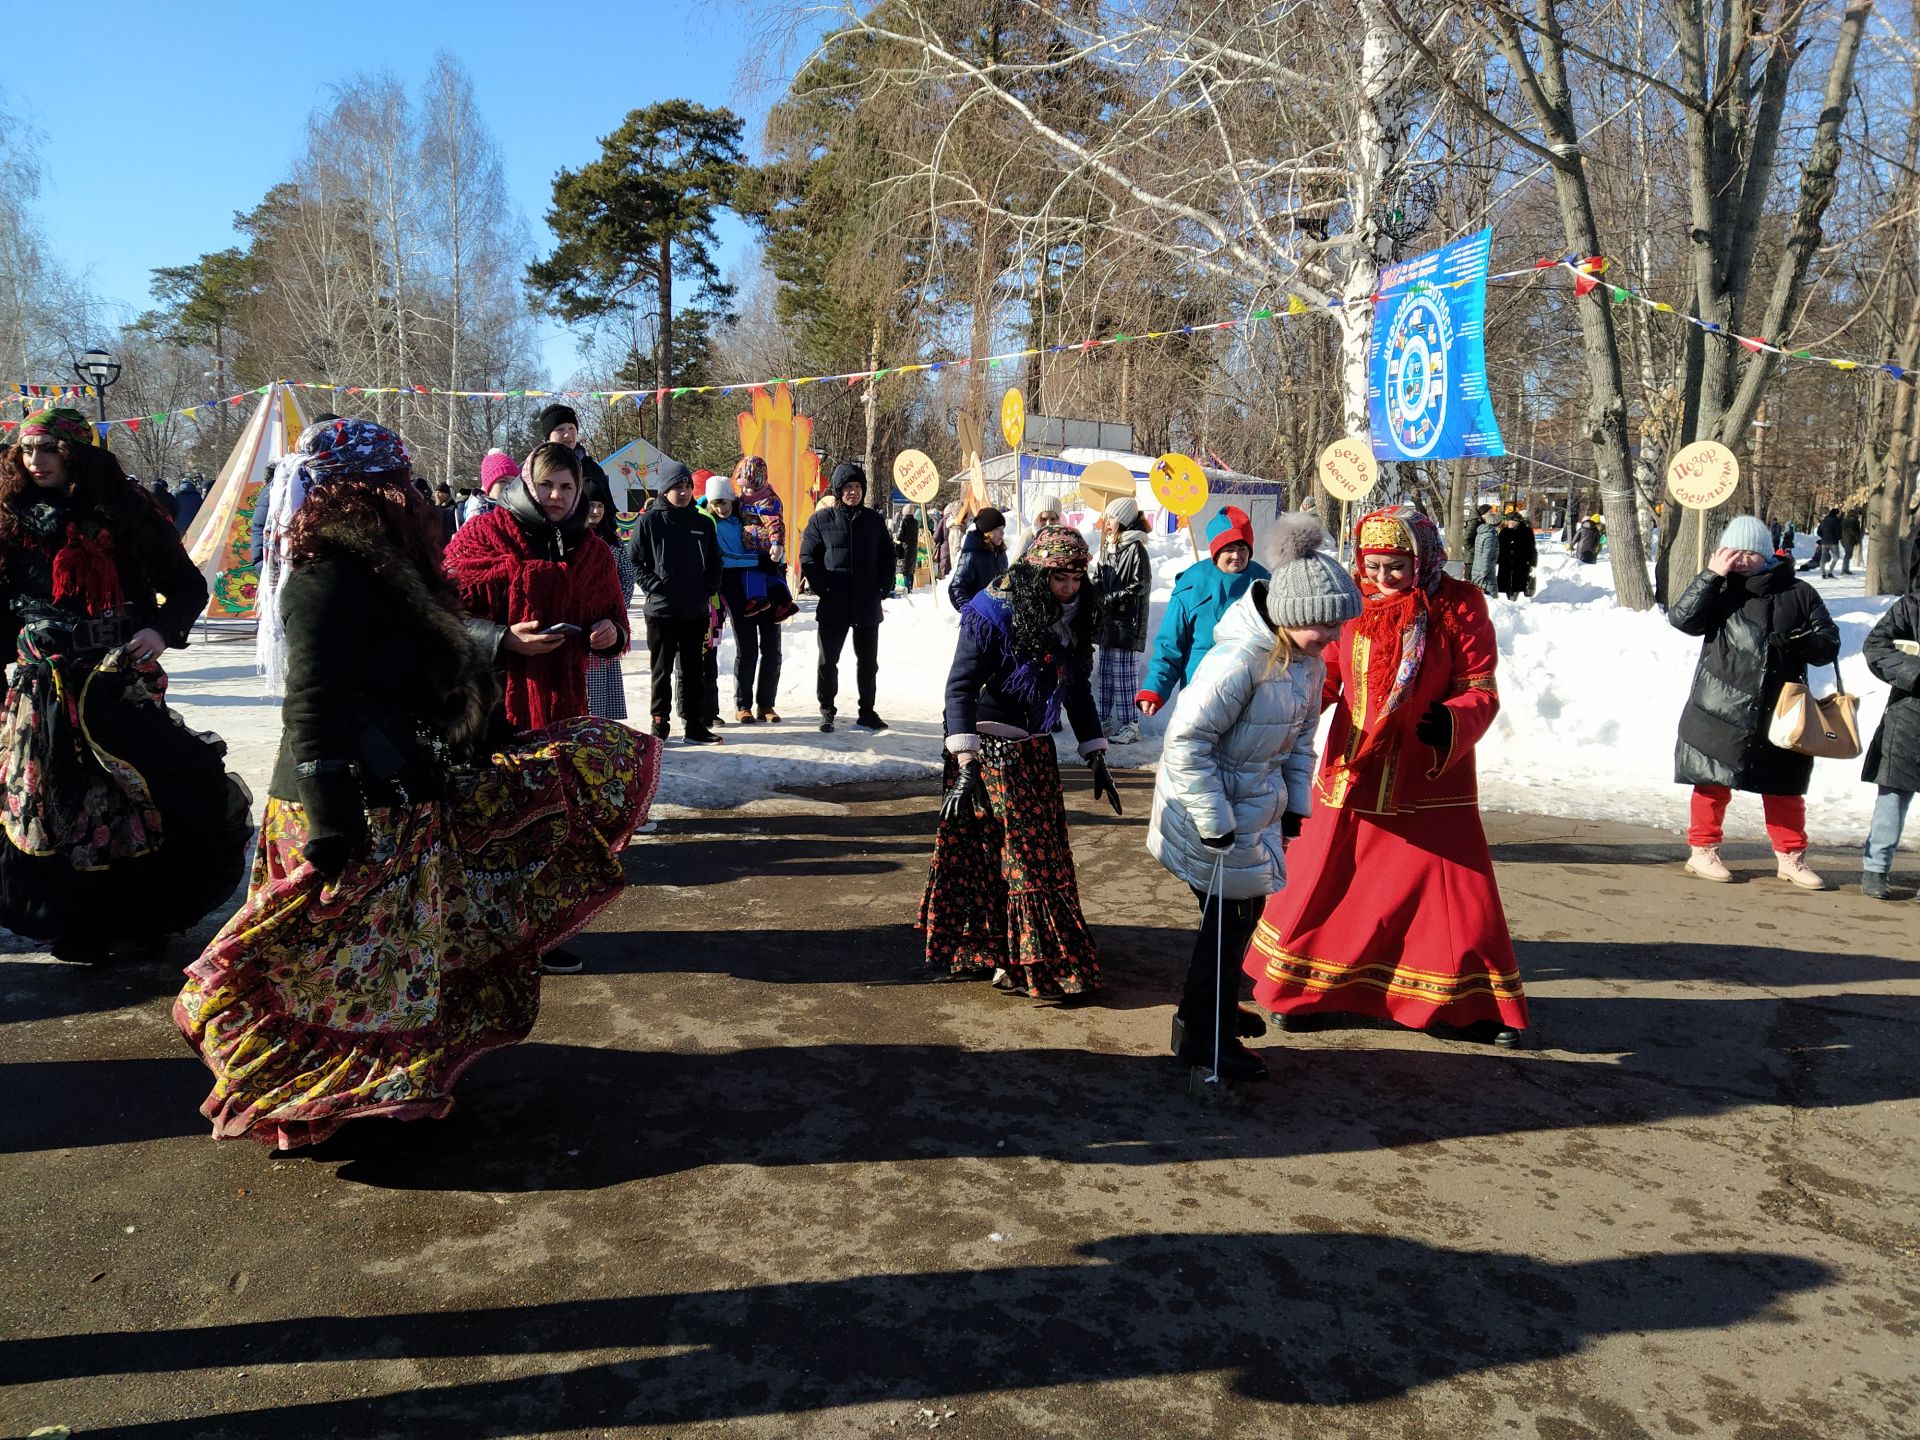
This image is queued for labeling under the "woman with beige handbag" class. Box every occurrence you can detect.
[1671,516,1841,889]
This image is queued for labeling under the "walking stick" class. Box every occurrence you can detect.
[1208,849,1226,1088]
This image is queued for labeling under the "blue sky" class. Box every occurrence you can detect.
[35,0,799,385]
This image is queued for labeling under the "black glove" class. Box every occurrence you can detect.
[1282,811,1306,839]
[1414,700,1453,752]
[1088,750,1123,815]
[1202,830,1236,850]
[941,755,989,822]
[297,768,367,881]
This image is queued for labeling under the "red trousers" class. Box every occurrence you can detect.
[1687,784,1807,853]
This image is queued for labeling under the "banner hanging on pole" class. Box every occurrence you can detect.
[1368,228,1506,462]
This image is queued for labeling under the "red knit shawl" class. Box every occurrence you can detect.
[441,507,624,731]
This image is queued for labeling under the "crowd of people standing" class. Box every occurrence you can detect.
[3,399,1914,1147]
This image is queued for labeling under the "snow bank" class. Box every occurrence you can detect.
[160,526,1902,845]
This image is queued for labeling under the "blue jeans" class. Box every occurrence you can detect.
[1863,787,1912,873]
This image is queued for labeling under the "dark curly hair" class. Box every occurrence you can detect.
[0,438,182,587]
[1002,561,1103,665]
[285,467,455,598]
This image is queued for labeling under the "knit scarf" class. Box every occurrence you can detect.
[441,505,621,731]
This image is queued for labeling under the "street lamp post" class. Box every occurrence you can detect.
[73,347,121,428]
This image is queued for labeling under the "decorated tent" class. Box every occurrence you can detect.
[182,384,308,620]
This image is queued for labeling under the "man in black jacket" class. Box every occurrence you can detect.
[630,462,723,744]
[800,462,894,732]
[894,505,920,593]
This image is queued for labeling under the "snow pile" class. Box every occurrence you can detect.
[158,524,1903,845]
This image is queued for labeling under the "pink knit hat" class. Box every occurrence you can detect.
[479,449,519,490]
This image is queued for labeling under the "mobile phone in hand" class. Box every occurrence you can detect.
[540,623,581,637]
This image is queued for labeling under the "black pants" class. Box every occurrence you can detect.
[647,615,711,727]
[723,571,783,712]
[1176,883,1263,1047]
[816,616,878,716]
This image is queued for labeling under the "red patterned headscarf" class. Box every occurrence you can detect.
[1022,524,1091,574]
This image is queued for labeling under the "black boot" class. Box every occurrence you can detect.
[1864,870,1893,901]
[819,710,836,733]
[1171,1015,1270,1081]
[856,710,888,730]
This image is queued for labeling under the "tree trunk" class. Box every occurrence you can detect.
[1491,8,1654,609]
[655,236,674,458]
[862,319,881,488]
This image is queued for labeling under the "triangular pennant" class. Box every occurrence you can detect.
[124,418,141,433]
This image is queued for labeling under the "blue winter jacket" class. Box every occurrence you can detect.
[947,529,1009,610]
[713,512,758,569]
[1138,557,1272,703]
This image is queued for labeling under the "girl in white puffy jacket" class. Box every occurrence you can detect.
[1148,515,1362,1081]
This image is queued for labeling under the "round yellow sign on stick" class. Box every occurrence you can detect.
[1150,452,1209,518]
[1076,459,1135,507]
[893,448,941,505]
[1666,440,1740,510]
[1317,437,1379,502]
[1000,388,1026,451]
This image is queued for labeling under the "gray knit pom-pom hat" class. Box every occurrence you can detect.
[1261,512,1364,629]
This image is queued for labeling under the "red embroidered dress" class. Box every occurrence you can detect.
[1243,507,1527,1032]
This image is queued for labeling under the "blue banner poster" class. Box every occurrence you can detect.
[1368,229,1506,461]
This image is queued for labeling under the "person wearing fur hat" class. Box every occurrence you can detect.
[1137,504,1270,716]
[921,525,1121,998]
[1093,495,1152,742]
[948,506,1009,611]
[1244,504,1528,1046]
[1150,515,1362,1080]
[443,442,630,735]
[0,408,253,962]
[1671,514,1840,889]
[799,461,895,732]
[177,418,660,1148]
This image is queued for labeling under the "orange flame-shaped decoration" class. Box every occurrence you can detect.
[738,384,820,579]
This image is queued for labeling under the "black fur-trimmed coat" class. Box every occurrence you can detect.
[268,515,499,824]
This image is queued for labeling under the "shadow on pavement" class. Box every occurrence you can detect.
[2,1232,1827,1433]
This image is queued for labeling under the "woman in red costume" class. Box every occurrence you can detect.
[1243,504,1526,1045]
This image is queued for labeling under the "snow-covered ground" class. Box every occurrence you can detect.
[161,527,1903,845]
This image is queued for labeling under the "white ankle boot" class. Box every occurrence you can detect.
[1776,850,1828,890]
[1686,845,1731,882]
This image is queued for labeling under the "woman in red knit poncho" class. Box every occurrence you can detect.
[442,443,627,731]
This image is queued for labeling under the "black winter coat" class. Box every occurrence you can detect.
[0,488,207,657]
[894,511,920,565]
[1095,531,1152,651]
[800,500,894,626]
[1496,523,1537,594]
[1863,593,1920,793]
[271,542,497,846]
[1670,562,1841,795]
[629,497,722,622]
[947,530,1008,610]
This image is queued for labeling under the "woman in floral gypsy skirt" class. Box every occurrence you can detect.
[0,408,252,961]
[1242,505,1526,1044]
[920,526,1122,998]
[176,420,661,1149]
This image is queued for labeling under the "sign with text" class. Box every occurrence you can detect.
[893,448,941,504]
[1317,437,1379,502]
[1368,229,1506,461]
[1665,440,1740,509]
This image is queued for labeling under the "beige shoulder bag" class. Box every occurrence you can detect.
[1768,661,1862,760]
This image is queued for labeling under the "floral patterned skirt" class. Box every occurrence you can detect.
[174,719,660,1149]
[918,734,1099,997]
[0,647,253,944]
